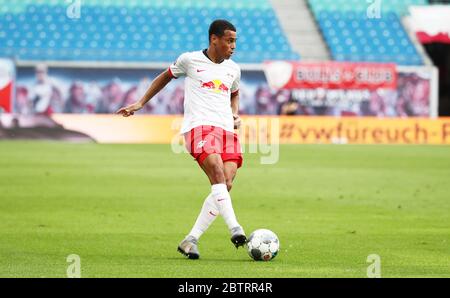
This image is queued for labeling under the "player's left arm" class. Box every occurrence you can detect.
[231,90,241,129]
[231,66,241,129]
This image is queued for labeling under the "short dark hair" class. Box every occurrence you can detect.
[208,19,236,42]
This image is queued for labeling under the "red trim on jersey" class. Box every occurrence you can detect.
[167,67,178,79]
[231,89,239,96]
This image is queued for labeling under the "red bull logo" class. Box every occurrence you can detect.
[200,79,229,94]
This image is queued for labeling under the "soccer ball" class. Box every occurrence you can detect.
[246,229,280,261]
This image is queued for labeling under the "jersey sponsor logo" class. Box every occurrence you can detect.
[196,69,206,73]
[200,79,230,94]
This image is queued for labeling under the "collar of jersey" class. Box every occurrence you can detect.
[202,49,225,65]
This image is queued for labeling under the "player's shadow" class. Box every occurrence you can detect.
[165,257,254,263]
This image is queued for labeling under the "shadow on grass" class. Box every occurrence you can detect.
[165,257,275,264]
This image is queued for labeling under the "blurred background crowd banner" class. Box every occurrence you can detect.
[7,62,438,118]
[0,59,14,113]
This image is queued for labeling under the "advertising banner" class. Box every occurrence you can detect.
[0,59,15,113]
[264,61,397,90]
[263,62,435,117]
[273,116,450,145]
[45,115,450,145]
[409,5,450,44]
[14,63,436,118]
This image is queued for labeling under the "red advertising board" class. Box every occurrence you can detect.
[410,6,450,44]
[264,61,397,90]
[0,59,15,113]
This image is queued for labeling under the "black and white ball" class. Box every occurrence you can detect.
[246,229,280,261]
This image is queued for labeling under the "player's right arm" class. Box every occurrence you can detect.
[116,70,173,117]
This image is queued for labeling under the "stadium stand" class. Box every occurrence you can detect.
[309,0,427,65]
[0,0,300,63]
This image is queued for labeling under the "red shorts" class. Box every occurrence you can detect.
[184,125,243,168]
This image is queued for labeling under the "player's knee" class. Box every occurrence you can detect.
[226,180,233,191]
[210,163,225,183]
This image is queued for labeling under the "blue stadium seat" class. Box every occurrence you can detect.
[316,11,423,65]
[310,1,424,65]
[0,1,300,63]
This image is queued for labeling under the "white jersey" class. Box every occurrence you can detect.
[169,50,241,134]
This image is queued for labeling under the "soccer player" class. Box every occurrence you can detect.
[116,20,246,259]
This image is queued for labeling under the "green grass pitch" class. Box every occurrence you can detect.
[1,141,449,277]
